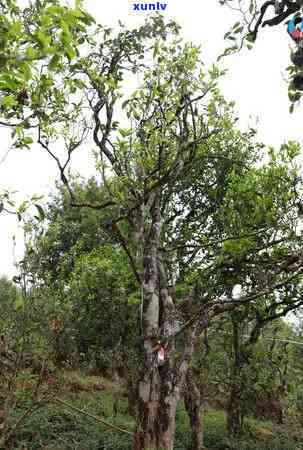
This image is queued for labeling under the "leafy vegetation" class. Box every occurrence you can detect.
[0,1,303,449]
[0,369,302,450]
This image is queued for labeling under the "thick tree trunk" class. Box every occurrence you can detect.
[132,190,180,450]
[184,368,204,450]
[133,367,180,450]
[133,327,196,450]
[132,190,198,449]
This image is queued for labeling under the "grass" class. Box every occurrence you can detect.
[1,370,302,450]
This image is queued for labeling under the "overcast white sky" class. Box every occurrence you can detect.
[0,0,302,278]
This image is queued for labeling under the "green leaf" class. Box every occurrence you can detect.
[232,22,241,30]
[119,128,132,138]
[18,201,28,214]
[1,94,17,107]
[234,26,244,34]
[49,54,60,70]
[60,30,73,46]
[35,204,45,221]
[35,30,50,49]
[65,45,77,61]
[45,5,64,14]
[122,99,130,109]
[22,136,34,146]
[246,33,256,43]
[31,194,44,201]
[0,74,20,90]
[19,61,32,80]
[153,40,160,58]
[25,46,38,60]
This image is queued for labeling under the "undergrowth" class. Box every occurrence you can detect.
[1,371,301,450]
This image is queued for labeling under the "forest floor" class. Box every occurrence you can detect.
[1,369,303,450]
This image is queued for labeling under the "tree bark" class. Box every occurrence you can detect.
[133,369,179,450]
[227,381,243,436]
[133,325,196,449]
[131,185,202,449]
[132,190,181,450]
[184,368,204,450]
